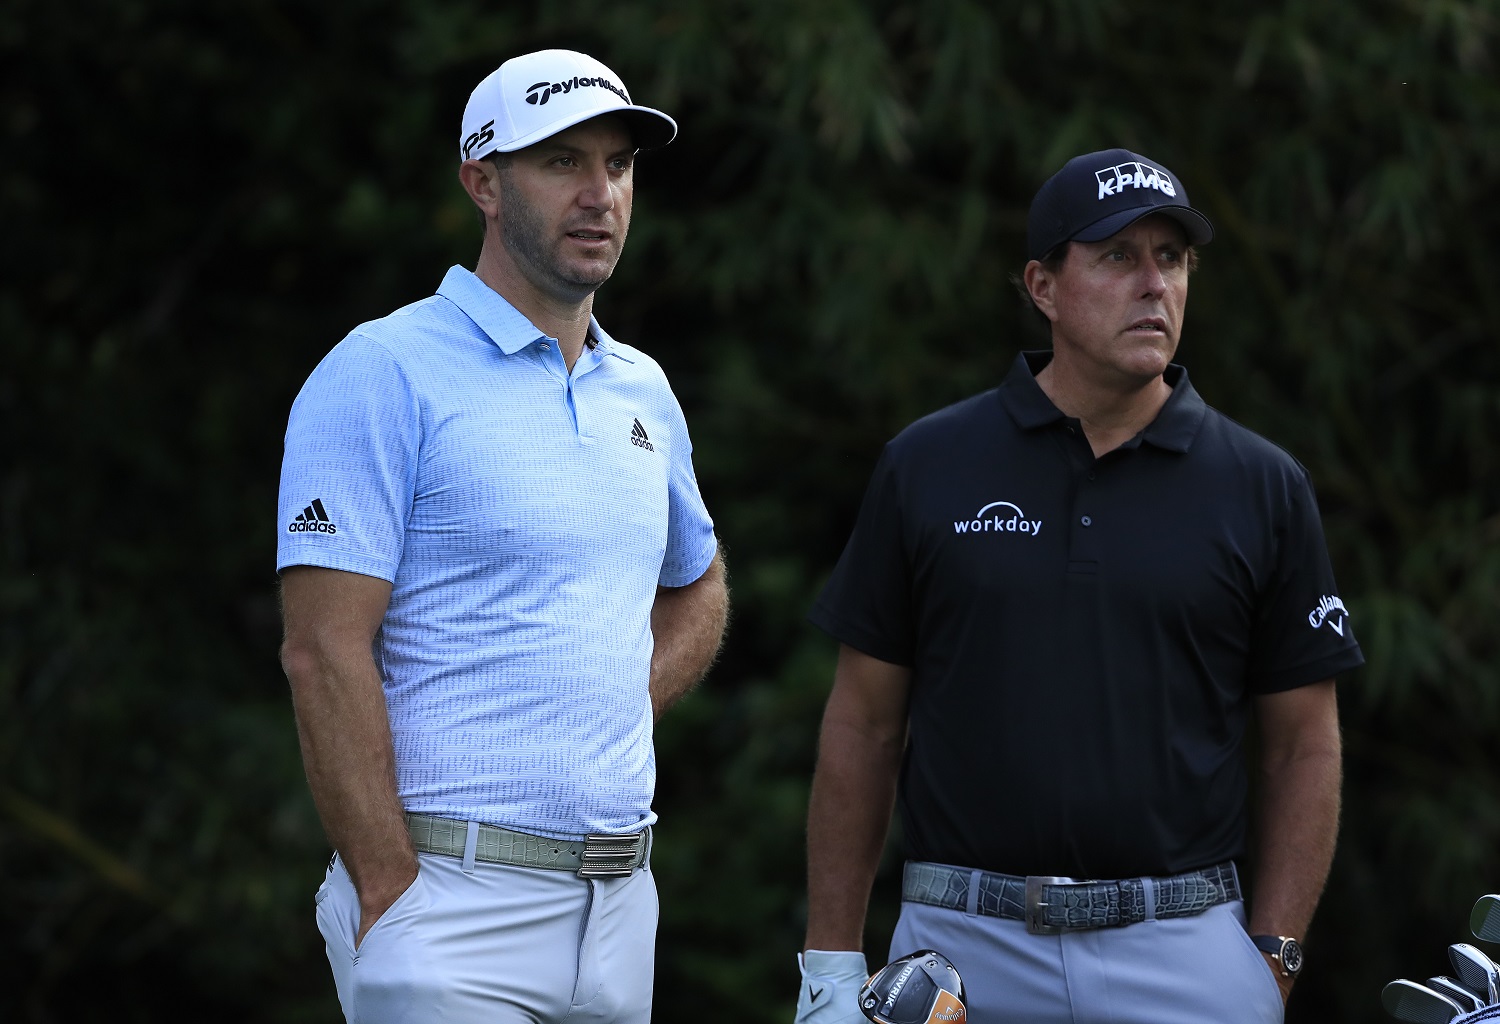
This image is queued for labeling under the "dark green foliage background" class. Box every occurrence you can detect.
[3,2,1497,1020]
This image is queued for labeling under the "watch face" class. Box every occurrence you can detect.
[1280,939,1304,975]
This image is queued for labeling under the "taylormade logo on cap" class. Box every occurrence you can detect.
[524,75,630,107]
[1095,159,1177,200]
[459,49,676,163]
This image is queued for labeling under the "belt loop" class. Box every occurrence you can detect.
[1229,860,1242,897]
[966,870,982,916]
[1141,877,1158,922]
[462,820,479,874]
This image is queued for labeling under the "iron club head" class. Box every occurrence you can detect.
[1449,943,1500,1005]
[1472,895,1500,943]
[1426,977,1484,1013]
[1381,979,1465,1023]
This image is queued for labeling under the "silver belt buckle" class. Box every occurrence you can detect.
[577,833,642,878]
[1025,875,1077,935]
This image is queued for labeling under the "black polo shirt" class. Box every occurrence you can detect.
[810,351,1364,879]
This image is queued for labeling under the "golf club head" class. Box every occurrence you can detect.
[1449,943,1500,1005]
[1427,977,1484,1013]
[1473,895,1500,943]
[1381,979,1465,1023]
[858,949,966,1024]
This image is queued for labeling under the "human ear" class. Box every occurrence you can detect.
[1023,260,1058,322]
[458,158,502,222]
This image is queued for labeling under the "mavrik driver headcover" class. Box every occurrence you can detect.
[858,950,967,1024]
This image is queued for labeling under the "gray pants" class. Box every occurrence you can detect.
[315,851,657,1023]
[891,896,1283,1023]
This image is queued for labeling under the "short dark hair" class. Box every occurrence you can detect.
[1009,241,1200,333]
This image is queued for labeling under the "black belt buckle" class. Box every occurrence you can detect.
[1025,875,1082,935]
[577,833,642,878]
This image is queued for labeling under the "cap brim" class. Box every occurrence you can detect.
[1072,205,1215,247]
[495,105,678,154]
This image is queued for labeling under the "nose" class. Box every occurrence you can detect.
[1138,257,1167,298]
[577,161,616,212]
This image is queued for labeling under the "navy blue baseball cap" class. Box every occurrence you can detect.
[1026,148,1214,261]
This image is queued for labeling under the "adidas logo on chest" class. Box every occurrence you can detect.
[630,418,655,452]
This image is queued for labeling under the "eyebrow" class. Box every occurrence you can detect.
[536,142,638,161]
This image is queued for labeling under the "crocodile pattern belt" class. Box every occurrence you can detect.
[902,860,1241,935]
[406,813,650,878]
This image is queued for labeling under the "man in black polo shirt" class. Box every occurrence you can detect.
[792,149,1364,1024]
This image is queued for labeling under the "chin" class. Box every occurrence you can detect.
[1133,339,1178,369]
[566,257,619,286]
[1116,350,1174,384]
[550,265,615,297]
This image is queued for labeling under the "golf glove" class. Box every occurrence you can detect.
[795,949,869,1024]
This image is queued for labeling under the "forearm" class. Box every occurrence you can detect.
[1247,681,1343,939]
[286,649,417,895]
[804,705,905,950]
[1247,742,1341,938]
[803,648,911,951]
[649,550,728,718]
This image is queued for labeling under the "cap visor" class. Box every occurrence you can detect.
[496,105,677,153]
[1072,206,1214,246]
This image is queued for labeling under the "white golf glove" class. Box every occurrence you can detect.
[794,949,870,1024]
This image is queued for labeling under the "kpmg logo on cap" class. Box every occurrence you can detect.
[1095,160,1177,201]
[525,75,629,107]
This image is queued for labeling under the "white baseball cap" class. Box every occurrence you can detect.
[459,49,677,162]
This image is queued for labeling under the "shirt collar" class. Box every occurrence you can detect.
[435,265,635,363]
[998,350,1207,453]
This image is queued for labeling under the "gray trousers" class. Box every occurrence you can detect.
[315,850,657,1023]
[891,896,1284,1023]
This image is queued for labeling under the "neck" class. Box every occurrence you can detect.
[473,242,596,371]
[1035,357,1173,457]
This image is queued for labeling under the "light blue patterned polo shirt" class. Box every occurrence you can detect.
[277,266,718,839]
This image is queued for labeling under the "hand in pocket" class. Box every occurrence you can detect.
[356,866,421,950]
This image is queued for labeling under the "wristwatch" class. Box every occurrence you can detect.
[1251,934,1304,978]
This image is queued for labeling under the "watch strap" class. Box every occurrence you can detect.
[1250,934,1303,975]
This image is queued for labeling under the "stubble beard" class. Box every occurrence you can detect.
[499,174,622,303]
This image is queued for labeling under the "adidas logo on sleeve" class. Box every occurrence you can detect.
[287,498,338,534]
[629,418,655,452]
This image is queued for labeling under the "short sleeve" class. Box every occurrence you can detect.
[657,390,717,588]
[807,447,914,665]
[276,334,421,581]
[1245,467,1365,692]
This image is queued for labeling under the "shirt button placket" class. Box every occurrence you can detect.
[1072,461,1100,562]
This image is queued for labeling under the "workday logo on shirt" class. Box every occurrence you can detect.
[953,501,1042,536]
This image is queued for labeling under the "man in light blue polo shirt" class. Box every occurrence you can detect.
[277,49,728,1024]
